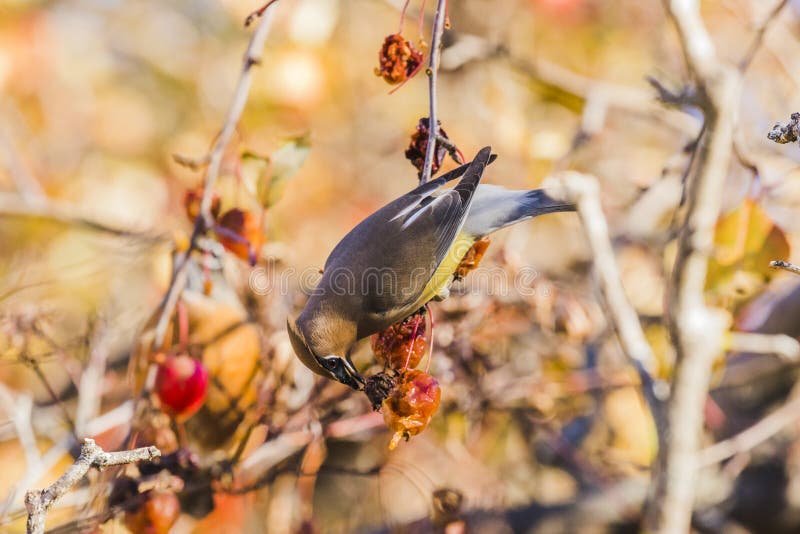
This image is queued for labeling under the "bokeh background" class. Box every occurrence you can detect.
[3,0,800,532]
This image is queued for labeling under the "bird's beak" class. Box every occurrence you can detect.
[318,355,365,391]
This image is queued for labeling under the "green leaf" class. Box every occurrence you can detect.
[256,135,310,208]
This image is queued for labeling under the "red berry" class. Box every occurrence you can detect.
[381,369,441,449]
[155,353,208,421]
[371,311,427,370]
[124,490,181,534]
[216,208,264,265]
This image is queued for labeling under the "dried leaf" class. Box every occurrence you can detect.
[256,135,311,208]
[706,199,790,299]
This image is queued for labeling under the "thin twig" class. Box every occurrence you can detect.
[0,193,165,242]
[0,128,44,202]
[172,153,210,170]
[0,384,42,476]
[697,388,800,467]
[419,0,447,184]
[547,172,665,443]
[739,0,789,71]
[74,320,109,437]
[151,3,279,349]
[24,439,160,534]
[245,0,280,27]
[770,260,800,276]
[728,332,800,362]
[645,1,741,532]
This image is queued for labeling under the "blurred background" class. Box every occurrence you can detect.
[2,0,800,532]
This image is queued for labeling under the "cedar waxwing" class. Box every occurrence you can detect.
[287,147,575,389]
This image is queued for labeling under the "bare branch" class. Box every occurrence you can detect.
[547,172,665,440]
[728,332,800,362]
[152,3,280,350]
[0,384,41,476]
[439,34,699,136]
[419,0,448,184]
[739,0,789,71]
[0,128,44,202]
[698,387,800,467]
[74,320,109,437]
[770,260,800,275]
[0,193,166,242]
[24,439,160,534]
[646,0,741,532]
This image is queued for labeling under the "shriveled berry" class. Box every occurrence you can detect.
[405,118,452,178]
[184,187,221,223]
[375,34,424,85]
[124,490,181,534]
[371,311,427,370]
[454,237,491,280]
[382,369,441,450]
[216,208,264,266]
[364,369,400,411]
[155,354,208,421]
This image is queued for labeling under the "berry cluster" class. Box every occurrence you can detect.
[366,309,442,450]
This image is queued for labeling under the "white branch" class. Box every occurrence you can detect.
[645,1,741,532]
[24,439,160,534]
[419,0,448,184]
[547,172,665,437]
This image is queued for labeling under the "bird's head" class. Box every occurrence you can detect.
[287,316,364,390]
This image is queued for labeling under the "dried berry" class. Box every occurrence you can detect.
[371,310,427,370]
[155,353,208,422]
[375,34,424,85]
[454,237,491,280]
[405,118,453,178]
[364,369,400,410]
[124,490,181,534]
[382,369,441,449]
[184,186,221,223]
[216,208,264,266]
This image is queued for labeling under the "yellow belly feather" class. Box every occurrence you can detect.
[415,232,477,307]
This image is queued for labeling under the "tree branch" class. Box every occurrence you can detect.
[151,3,280,350]
[739,0,789,71]
[547,172,665,443]
[770,259,800,275]
[419,0,447,184]
[0,193,165,242]
[645,1,741,532]
[24,439,160,534]
[697,387,800,467]
[728,332,800,362]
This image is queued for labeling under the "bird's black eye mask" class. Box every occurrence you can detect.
[319,355,365,391]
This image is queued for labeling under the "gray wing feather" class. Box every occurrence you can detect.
[316,147,492,331]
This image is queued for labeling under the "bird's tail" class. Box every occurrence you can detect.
[463,184,575,237]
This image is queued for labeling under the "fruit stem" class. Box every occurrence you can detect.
[398,0,410,35]
[177,300,189,352]
[425,303,435,373]
[404,314,423,370]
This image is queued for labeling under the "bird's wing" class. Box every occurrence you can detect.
[321,147,493,320]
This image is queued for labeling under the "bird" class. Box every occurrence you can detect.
[287,146,575,389]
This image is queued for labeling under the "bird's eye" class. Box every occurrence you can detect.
[318,355,364,390]
[319,355,342,372]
